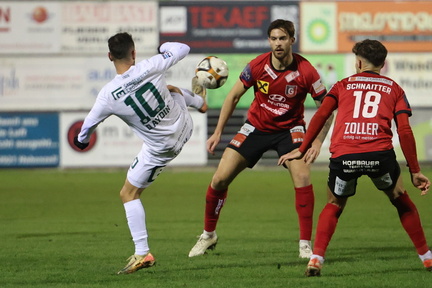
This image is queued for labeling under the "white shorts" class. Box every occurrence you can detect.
[127,110,193,188]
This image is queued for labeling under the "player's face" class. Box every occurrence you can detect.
[268,28,294,60]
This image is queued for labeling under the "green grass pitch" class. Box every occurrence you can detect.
[1,166,431,288]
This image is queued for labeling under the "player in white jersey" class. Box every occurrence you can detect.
[73,32,206,274]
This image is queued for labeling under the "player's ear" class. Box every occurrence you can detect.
[131,49,136,61]
[291,36,296,44]
[108,52,113,62]
[356,58,362,70]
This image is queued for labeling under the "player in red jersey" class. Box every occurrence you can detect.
[278,39,431,276]
[188,19,333,259]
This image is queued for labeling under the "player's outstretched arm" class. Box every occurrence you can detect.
[311,99,335,160]
[411,172,431,196]
[394,113,429,195]
[207,79,247,155]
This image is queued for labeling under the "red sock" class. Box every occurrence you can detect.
[204,185,227,232]
[295,184,315,240]
[313,203,343,257]
[391,192,429,255]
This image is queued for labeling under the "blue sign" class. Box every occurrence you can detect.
[0,112,59,167]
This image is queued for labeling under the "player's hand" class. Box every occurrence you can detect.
[206,133,221,155]
[304,140,322,165]
[278,149,303,166]
[411,172,430,195]
[73,136,89,150]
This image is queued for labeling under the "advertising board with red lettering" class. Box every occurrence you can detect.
[61,1,158,54]
[0,2,61,53]
[159,1,300,53]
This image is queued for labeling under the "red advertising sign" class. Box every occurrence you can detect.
[159,1,300,53]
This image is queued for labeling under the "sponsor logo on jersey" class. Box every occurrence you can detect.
[162,51,173,59]
[269,94,286,102]
[111,87,126,100]
[312,79,326,94]
[285,71,300,82]
[344,122,379,136]
[240,64,252,82]
[257,80,269,94]
[264,64,277,79]
[348,76,393,85]
[285,85,297,97]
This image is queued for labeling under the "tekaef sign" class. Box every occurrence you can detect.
[159,1,300,53]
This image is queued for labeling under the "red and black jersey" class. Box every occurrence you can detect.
[327,71,411,158]
[240,52,326,132]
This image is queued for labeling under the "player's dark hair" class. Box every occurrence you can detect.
[352,39,387,68]
[267,19,295,38]
[108,32,135,60]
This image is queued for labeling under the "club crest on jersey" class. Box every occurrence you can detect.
[257,80,270,94]
[285,85,297,98]
[111,87,126,100]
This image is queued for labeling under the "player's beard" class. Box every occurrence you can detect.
[273,48,288,62]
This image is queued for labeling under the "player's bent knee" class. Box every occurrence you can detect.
[119,180,144,203]
[211,175,230,191]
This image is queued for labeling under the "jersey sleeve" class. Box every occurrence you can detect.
[395,108,419,173]
[239,63,254,89]
[395,89,412,117]
[303,60,327,101]
[142,42,190,74]
[78,90,112,143]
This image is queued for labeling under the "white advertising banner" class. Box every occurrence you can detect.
[0,1,61,53]
[385,53,432,107]
[60,111,207,167]
[0,57,111,111]
[0,54,206,111]
[61,1,158,54]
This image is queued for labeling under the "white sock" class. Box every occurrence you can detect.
[299,239,311,245]
[180,88,204,109]
[203,230,215,238]
[124,199,149,255]
[419,250,432,261]
[310,254,325,263]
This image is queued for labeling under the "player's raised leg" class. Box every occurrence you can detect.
[191,76,207,113]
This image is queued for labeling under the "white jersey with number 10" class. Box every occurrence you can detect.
[78,42,191,153]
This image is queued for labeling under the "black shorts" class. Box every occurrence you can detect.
[227,121,305,168]
[327,149,401,197]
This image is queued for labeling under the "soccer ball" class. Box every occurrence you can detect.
[195,56,229,89]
